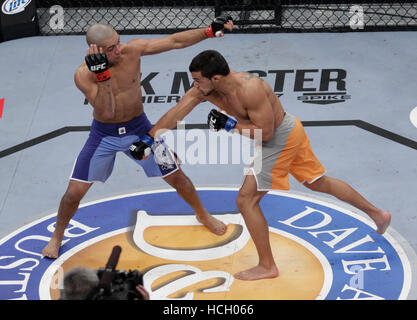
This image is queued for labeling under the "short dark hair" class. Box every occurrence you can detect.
[189,50,230,79]
[60,267,99,300]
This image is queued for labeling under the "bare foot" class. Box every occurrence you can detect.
[196,213,227,236]
[374,211,391,234]
[42,237,62,259]
[234,265,279,281]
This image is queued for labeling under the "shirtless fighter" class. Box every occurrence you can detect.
[129,50,392,281]
[42,17,233,259]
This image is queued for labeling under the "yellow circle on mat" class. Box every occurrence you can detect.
[50,224,324,300]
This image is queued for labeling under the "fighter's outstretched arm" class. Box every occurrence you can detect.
[150,88,204,137]
[129,15,233,56]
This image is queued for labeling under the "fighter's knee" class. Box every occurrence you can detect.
[236,191,254,211]
[304,176,328,192]
[235,194,246,211]
[62,193,79,206]
[63,187,85,205]
[166,171,191,191]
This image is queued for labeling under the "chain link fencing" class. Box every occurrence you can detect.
[35,1,417,35]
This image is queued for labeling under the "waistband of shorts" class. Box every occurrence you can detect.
[267,112,296,138]
[277,111,296,128]
[91,112,152,136]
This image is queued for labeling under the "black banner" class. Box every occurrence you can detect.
[0,0,39,41]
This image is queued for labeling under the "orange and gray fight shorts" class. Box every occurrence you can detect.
[249,112,326,191]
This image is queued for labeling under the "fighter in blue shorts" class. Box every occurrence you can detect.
[70,113,178,183]
[42,17,234,258]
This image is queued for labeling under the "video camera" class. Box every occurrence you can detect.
[87,245,144,300]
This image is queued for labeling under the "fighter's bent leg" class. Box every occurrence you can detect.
[42,180,92,258]
[305,175,391,234]
[162,169,227,235]
[234,175,279,281]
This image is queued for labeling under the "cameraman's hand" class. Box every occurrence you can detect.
[135,284,150,300]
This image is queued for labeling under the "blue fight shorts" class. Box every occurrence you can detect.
[70,113,179,183]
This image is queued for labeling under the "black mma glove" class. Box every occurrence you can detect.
[129,134,154,160]
[205,13,233,38]
[85,52,111,82]
[207,109,237,132]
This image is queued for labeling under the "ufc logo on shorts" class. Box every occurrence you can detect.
[91,63,107,72]
[209,118,217,129]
